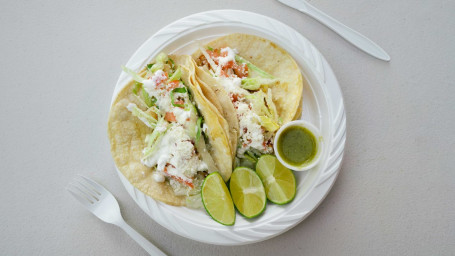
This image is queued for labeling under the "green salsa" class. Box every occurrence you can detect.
[277,126,317,166]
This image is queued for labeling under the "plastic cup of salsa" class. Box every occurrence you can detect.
[273,120,323,171]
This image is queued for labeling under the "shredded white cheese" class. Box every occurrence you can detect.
[172,104,191,125]
[127,68,208,193]
[235,101,267,156]
[152,171,165,183]
[142,125,206,183]
[142,70,192,126]
[215,77,248,97]
[126,103,155,128]
[151,70,167,87]
[214,47,238,76]
[218,47,236,67]
[215,75,272,156]
[154,121,167,132]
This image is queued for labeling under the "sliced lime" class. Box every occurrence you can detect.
[201,172,235,225]
[256,155,296,205]
[229,167,266,218]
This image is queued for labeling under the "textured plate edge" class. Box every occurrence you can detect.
[111,9,346,246]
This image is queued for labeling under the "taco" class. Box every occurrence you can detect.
[108,53,232,206]
[192,33,303,163]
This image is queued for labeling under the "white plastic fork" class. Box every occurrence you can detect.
[67,175,167,256]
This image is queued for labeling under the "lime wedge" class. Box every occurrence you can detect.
[229,167,266,218]
[201,172,235,225]
[256,155,296,205]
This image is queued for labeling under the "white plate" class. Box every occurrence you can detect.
[111,10,346,246]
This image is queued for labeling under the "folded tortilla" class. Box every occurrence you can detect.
[191,60,239,160]
[107,55,232,206]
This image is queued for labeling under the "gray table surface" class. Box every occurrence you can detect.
[1,0,454,255]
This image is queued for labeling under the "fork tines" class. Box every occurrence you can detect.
[66,175,102,206]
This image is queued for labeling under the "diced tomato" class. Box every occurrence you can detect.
[198,55,208,66]
[231,93,239,102]
[207,49,220,58]
[163,166,194,188]
[233,63,248,78]
[223,60,234,69]
[207,49,220,65]
[219,70,228,77]
[174,99,185,106]
[167,80,180,91]
[165,112,177,122]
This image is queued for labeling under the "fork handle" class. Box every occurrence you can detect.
[116,220,167,256]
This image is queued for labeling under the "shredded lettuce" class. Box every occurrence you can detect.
[167,58,175,69]
[150,63,164,73]
[151,96,157,107]
[235,55,275,79]
[185,99,197,112]
[142,136,163,160]
[246,91,271,117]
[145,53,170,75]
[122,66,145,83]
[240,149,262,164]
[237,156,256,169]
[142,118,167,160]
[145,64,154,77]
[241,77,276,90]
[155,52,168,64]
[245,151,258,162]
[245,89,280,131]
[126,103,157,128]
[259,115,280,132]
[132,94,148,109]
[142,88,155,107]
[183,100,199,139]
[196,117,203,143]
[249,148,263,158]
[132,82,142,95]
[170,87,187,108]
[146,106,161,118]
[144,119,166,147]
[265,89,279,124]
[124,53,171,88]
[169,67,181,81]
